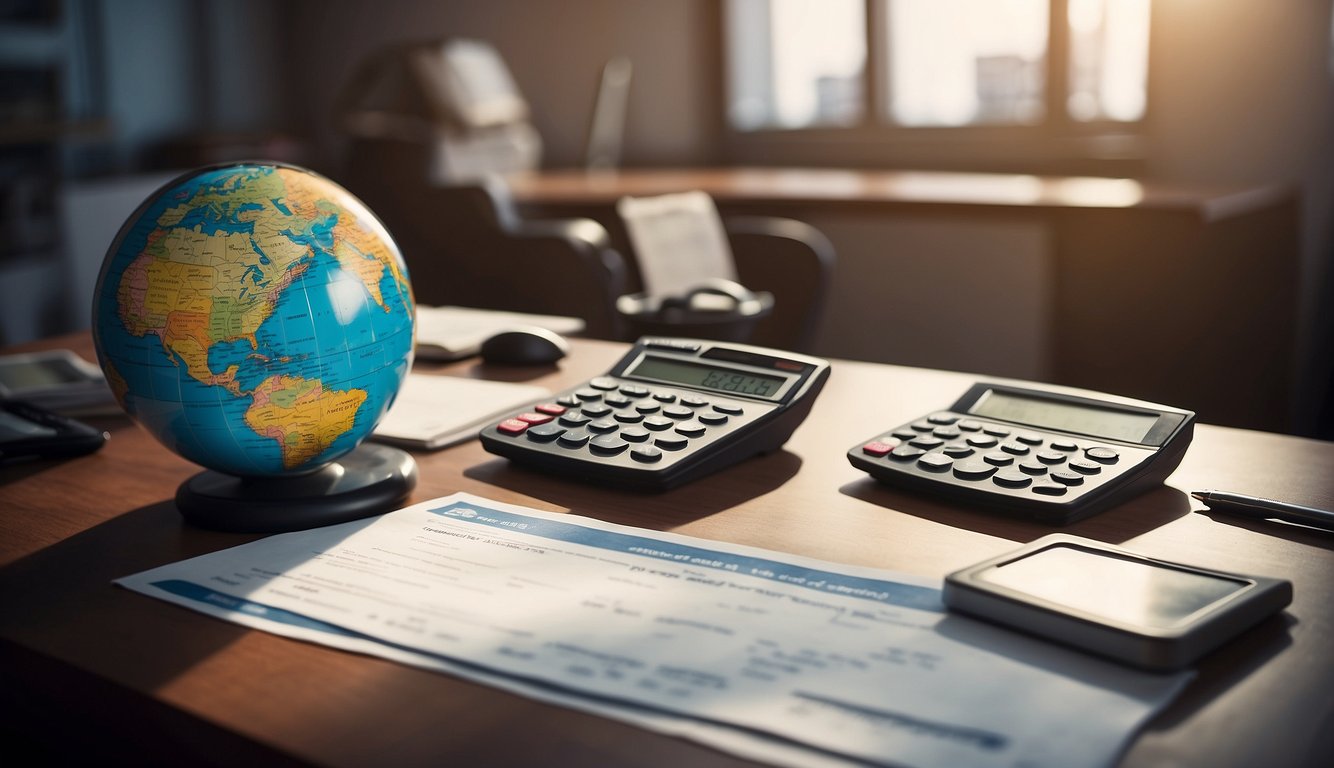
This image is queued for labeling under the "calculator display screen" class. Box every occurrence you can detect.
[628,357,788,400]
[971,389,1160,443]
[977,545,1248,629]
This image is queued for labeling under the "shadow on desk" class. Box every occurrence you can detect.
[0,500,300,767]
[464,450,803,530]
[838,480,1194,545]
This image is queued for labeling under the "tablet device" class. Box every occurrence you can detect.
[943,534,1291,670]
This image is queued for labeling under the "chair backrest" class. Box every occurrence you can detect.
[724,216,835,353]
[341,138,628,339]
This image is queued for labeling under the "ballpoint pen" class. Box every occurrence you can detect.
[1191,489,1334,532]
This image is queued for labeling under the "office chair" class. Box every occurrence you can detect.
[338,39,834,351]
[342,135,629,339]
[724,216,834,353]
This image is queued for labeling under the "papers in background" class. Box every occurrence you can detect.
[415,305,584,361]
[371,374,547,449]
[117,493,1191,768]
[617,191,737,305]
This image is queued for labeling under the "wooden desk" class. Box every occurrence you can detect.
[508,168,1301,434]
[2,334,1332,767]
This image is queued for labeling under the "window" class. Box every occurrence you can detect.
[726,0,1150,135]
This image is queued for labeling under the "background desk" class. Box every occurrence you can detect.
[2,334,1331,767]
[508,168,1300,435]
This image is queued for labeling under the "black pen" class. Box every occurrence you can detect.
[1191,490,1334,532]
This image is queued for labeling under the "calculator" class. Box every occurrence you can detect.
[847,382,1196,524]
[479,338,831,490]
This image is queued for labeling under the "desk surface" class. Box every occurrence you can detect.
[2,335,1332,767]
[506,167,1290,221]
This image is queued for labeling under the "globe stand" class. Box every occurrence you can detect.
[175,443,418,533]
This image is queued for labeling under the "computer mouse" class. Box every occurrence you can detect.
[478,327,570,366]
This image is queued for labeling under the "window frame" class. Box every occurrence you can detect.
[719,0,1151,175]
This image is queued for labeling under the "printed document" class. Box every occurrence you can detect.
[118,493,1189,768]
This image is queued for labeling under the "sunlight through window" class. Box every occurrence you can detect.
[727,0,1151,132]
[727,0,866,130]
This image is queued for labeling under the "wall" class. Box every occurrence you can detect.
[286,0,722,174]
[1147,0,1334,431]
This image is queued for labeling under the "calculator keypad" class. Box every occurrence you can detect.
[852,412,1144,506]
[488,378,767,469]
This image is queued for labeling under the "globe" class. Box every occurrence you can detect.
[91,162,416,489]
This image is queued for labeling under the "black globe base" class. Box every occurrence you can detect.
[175,443,418,533]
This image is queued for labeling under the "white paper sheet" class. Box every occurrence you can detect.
[617,191,737,301]
[117,493,1190,768]
[371,373,548,449]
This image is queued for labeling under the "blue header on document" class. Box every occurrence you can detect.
[429,501,944,612]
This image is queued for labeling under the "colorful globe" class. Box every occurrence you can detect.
[92,163,415,477]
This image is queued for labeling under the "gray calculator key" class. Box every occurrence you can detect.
[663,406,693,419]
[620,427,651,442]
[1032,483,1069,496]
[967,435,998,448]
[1000,442,1030,455]
[558,430,591,448]
[942,444,975,458]
[590,435,629,454]
[587,418,619,433]
[675,422,706,438]
[909,436,945,449]
[983,452,1014,466]
[1036,451,1066,464]
[655,434,689,451]
[526,424,565,441]
[559,412,591,426]
[589,377,618,390]
[993,470,1032,488]
[890,445,926,460]
[644,416,674,431]
[1051,470,1085,485]
[917,453,954,472]
[1085,447,1120,463]
[953,460,998,480]
[699,412,729,426]
[614,411,644,423]
[580,403,612,417]
[1018,461,1048,475]
[712,403,744,415]
[1069,460,1102,474]
[632,445,663,462]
